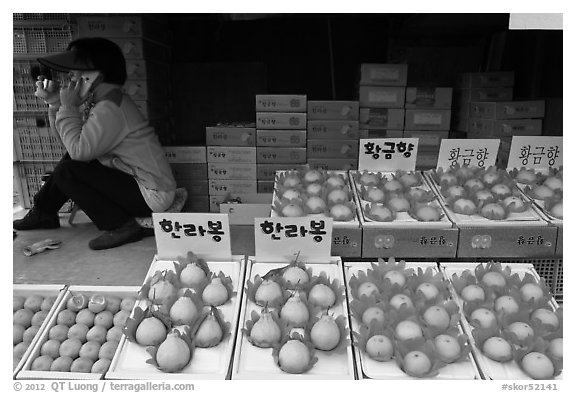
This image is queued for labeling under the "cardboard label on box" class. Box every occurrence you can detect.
[208,163,257,180]
[437,139,500,169]
[256,147,307,163]
[256,130,307,147]
[219,193,273,225]
[470,101,546,120]
[256,112,307,129]
[359,63,408,86]
[359,86,406,108]
[210,193,272,213]
[153,212,231,260]
[454,87,514,103]
[209,179,257,195]
[170,163,208,180]
[307,101,359,120]
[359,138,419,171]
[469,118,543,137]
[507,136,562,171]
[205,125,256,146]
[164,146,207,163]
[307,120,359,139]
[307,139,359,159]
[405,87,453,109]
[255,95,307,112]
[307,158,358,171]
[405,109,451,130]
[457,72,515,88]
[256,164,307,180]
[255,217,333,263]
[359,108,405,129]
[207,146,256,164]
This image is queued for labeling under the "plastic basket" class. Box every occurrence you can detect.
[13,26,73,55]
[13,13,69,22]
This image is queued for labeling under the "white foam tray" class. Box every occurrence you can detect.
[231,257,356,379]
[17,285,140,380]
[344,261,482,380]
[13,284,68,379]
[440,262,562,380]
[106,256,246,380]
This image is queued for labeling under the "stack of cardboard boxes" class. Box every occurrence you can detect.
[306,101,360,170]
[255,95,308,193]
[163,146,209,212]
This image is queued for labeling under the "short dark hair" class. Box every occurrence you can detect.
[67,37,127,85]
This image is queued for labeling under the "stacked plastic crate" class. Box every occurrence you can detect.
[255,95,308,193]
[76,15,173,144]
[306,100,360,171]
[13,13,75,211]
[163,146,209,212]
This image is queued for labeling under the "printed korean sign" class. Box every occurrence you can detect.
[358,138,419,171]
[153,213,231,261]
[254,217,333,263]
[437,139,500,169]
[507,136,562,171]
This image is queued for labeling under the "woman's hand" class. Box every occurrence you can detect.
[34,76,61,108]
[59,79,85,108]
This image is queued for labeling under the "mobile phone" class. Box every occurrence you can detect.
[80,71,101,97]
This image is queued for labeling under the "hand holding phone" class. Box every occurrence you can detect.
[34,75,60,106]
[79,71,101,98]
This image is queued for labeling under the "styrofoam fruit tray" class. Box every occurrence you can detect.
[13,284,68,378]
[17,285,140,380]
[231,257,356,379]
[351,171,452,228]
[344,261,481,380]
[106,256,245,380]
[440,262,562,380]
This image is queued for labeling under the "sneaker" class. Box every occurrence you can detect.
[88,218,143,250]
[13,207,60,230]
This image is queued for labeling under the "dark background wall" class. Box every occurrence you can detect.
[151,13,562,145]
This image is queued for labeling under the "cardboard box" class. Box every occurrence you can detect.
[209,179,257,196]
[256,147,307,164]
[307,100,360,120]
[257,180,275,193]
[175,179,209,195]
[454,87,514,103]
[307,139,359,159]
[170,163,208,180]
[405,109,451,131]
[359,108,405,129]
[359,63,408,86]
[205,124,256,147]
[468,118,543,137]
[217,193,273,224]
[456,72,515,88]
[163,146,207,163]
[405,87,453,109]
[307,120,360,139]
[358,129,404,139]
[307,158,358,171]
[359,86,406,108]
[416,150,440,169]
[256,129,307,147]
[182,195,210,212]
[207,146,257,164]
[469,101,546,120]
[255,95,307,112]
[256,112,307,129]
[208,163,257,180]
[403,131,448,148]
[256,163,307,180]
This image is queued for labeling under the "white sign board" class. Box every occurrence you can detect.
[437,139,500,169]
[507,136,562,171]
[254,217,333,263]
[153,213,232,261]
[358,138,419,171]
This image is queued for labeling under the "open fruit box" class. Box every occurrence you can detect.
[440,262,563,380]
[106,255,246,380]
[13,284,68,379]
[349,170,453,228]
[17,285,140,380]
[344,260,481,380]
[231,257,356,379]
[423,167,549,227]
[270,170,360,228]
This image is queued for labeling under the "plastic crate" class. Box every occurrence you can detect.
[13,13,69,22]
[13,26,73,55]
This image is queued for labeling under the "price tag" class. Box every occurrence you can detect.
[437,139,500,169]
[254,217,333,263]
[153,213,231,261]
[507,136,562,171]
[358,138,419,171]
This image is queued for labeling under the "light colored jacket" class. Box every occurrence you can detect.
[54,83,176,212]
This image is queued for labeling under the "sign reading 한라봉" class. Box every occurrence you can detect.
[153,213,231,261]
[358,138,419,171]
[437,139,500,169]
[507,136,562,171]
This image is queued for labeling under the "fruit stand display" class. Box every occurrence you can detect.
[106,253,245,380]
[13,284,68,378]
[349,170,458,258]
[231,257,355,379]
[17,285,139,379]
[441,261,562,380]
[423,165,557,258]
[271,169,362,257]
[345,258,481,379]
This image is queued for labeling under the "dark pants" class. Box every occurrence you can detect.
[35,154,151,230]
